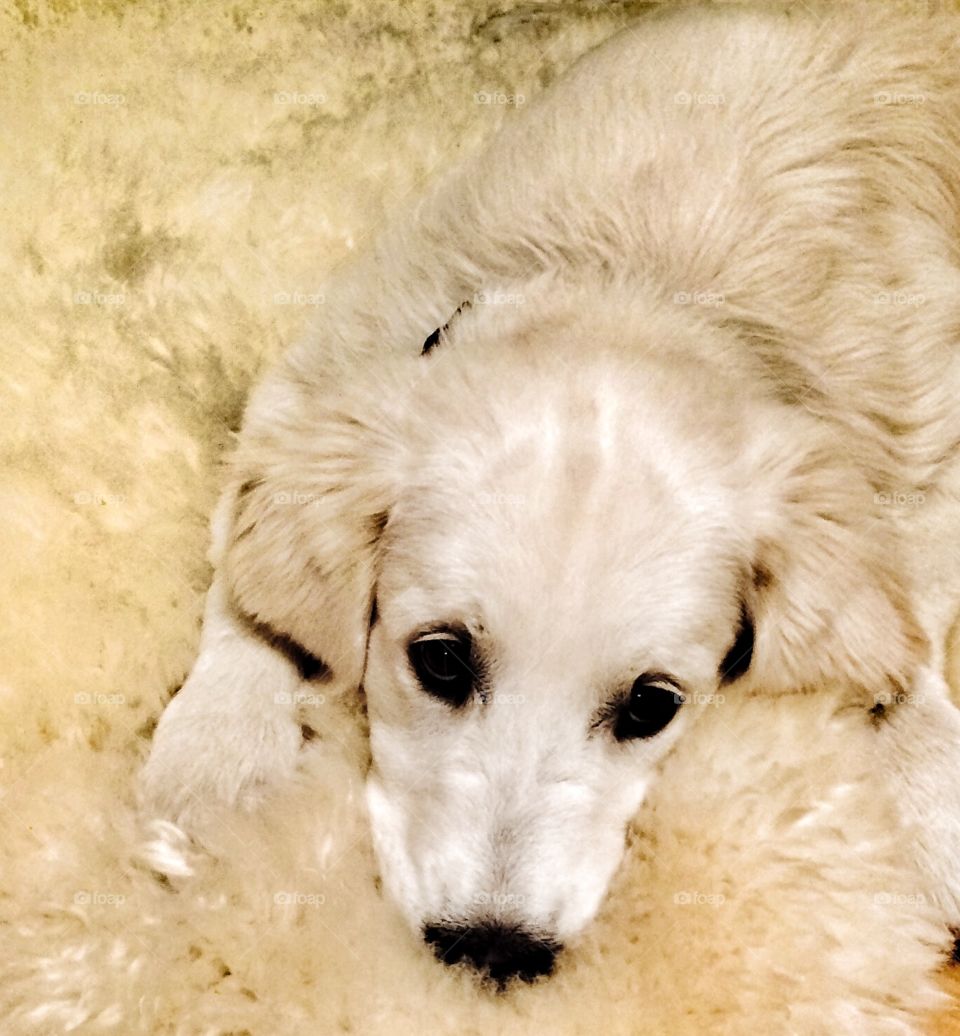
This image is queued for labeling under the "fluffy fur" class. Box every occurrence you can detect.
[5,0,960,1032]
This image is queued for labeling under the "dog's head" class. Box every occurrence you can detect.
[226,284,923,983]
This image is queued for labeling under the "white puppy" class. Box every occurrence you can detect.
[143,3,960,985]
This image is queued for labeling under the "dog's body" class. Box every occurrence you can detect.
[144,3,960,981]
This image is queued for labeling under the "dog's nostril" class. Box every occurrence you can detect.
[423,922,558,985]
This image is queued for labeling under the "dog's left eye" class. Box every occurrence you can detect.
[408,632,475,707]
[614,676,683,741]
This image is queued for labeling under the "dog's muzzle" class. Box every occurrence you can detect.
[423,922,559,987]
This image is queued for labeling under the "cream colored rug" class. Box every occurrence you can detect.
[2,1,960,1032]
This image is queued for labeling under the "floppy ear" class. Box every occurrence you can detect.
[736,431,927,699]
[223,363,410,694]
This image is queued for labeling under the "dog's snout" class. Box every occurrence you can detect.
[423,922,558,985]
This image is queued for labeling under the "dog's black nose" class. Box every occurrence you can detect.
[423,922,558,985]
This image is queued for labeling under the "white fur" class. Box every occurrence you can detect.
[143,1,960,963]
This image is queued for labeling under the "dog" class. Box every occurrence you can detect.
[142,2,960,986]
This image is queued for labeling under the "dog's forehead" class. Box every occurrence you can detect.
[380,372,744,670]
[393,349,743,557]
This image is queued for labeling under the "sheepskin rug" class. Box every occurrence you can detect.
[4,0,960,1032]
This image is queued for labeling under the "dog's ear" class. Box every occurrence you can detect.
[222,366,409,693]
[735,430,926,698]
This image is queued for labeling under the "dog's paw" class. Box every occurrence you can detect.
[140,692,304,828]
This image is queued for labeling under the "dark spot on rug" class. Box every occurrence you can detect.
[102,203,179,285]
[136,715,158,739]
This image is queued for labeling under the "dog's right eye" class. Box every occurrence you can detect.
[613,675,683,741]
[408,633,475,707]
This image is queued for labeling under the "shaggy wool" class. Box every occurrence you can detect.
[3,0,960,1033]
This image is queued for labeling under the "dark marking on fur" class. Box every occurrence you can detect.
[370,511,389,537]
[421,325,443,354]
[236,478,263,502]
[950,929,960,964]
[421,300,471,355]
[232,517,257,543]
[869,701,888,726]
[752,561,773,591]
[301,723,318,742]
[236,609,328,681]
[719,602,754,683]
[369,595,379,628]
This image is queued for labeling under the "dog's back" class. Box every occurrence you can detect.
[337,4,960,491]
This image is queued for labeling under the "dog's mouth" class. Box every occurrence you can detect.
[423,921,561,988]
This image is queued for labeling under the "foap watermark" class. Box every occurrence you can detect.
[681,691,725,708]
[875,91,925,106]
[74,490,126,506]
[874,490,926,509]
[478,491,526,508]
[474,90,525,107]
[474,289,525,307]
[75,692,126,707]
[275,690,327,707]
[874,891,927,907]
[489,693,526,707]
[74,91,126,106]
[274,891,326,907]
[674,90,725,107]
[274,290,325,307]
[473,891,526,908]
[674,290,725,308]
[873,688,925,708]
[873,290,925,308]
[74,289,125,306]
[673,890,726,908]
[274,90,326,106]
[272,490,321,506]
[74,890,125,907]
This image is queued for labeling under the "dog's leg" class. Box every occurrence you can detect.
[140,491,307,828]
[875,667,960,924]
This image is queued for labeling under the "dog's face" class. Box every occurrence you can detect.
[364,355,748,959]
[227,289,922,982]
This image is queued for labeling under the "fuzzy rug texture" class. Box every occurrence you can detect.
[4,0,960,1033]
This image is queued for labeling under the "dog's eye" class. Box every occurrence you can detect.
[614,676,683,741]
[408,632,475,707]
